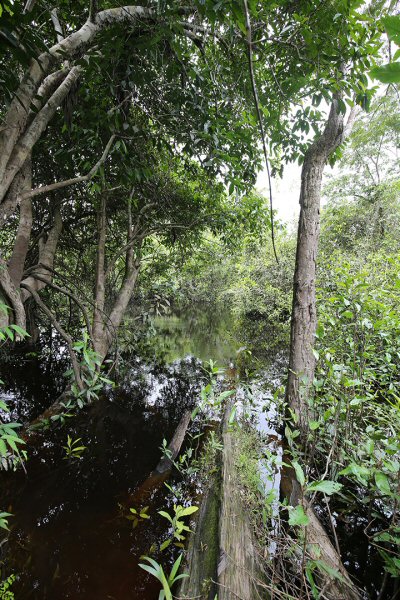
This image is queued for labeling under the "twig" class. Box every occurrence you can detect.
[27,273,93,339]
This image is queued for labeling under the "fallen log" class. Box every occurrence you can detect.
[24,390,70,434]
[217,399,265,600]
[122,409,192,509]
[155,409,192,474]
[179,472,221,600]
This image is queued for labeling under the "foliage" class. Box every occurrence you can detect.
[0,512,12,531]
[0,317,29,533]
[66,333,114,406]
[127,506,150,529]
[0,574,15,600]
[162,230,295,361]
[158,504,199,550]
[0,313,28,471]
[62,435,86,460]
[0,400,26,471]
[322,91,400,256]
[309,254,400,577]
[139,553,188,600]
[370,16,400,83]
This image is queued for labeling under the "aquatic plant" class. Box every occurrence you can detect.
[62,435,86,460]
[139,553,188,600]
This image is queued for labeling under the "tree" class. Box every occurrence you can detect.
[286,99,357,429]
[0,0,382,391]
[321,91,400,254]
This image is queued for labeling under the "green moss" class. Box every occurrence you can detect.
[198,476,220,590]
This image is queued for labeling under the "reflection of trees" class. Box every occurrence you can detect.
[151,359,203,423]
[0,333,70,420]
[153,307,235,364]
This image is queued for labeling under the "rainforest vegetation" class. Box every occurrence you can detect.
[0,0,400,599]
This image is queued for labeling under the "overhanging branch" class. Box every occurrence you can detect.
[21,135,116,201]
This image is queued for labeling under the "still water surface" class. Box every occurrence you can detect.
[0,311,238,599]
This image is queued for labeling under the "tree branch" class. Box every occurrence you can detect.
[51,9,64,43]
[243,0,279,264]
[21,135,116,201]
[28,273,93,339]
[20,282,84,391]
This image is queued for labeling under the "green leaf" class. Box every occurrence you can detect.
[313,559,347,583]
[178,506,198,517]
[160,539,172,551]
[292,461,305,487]
[0,439,7,456]
[228,405,237,426]
[169,552,183,581]
[374,471,391,496]
[370,62,400,84]
[339,463,371,485]
[382,16,400,45]
[10,324,29,337]
[288,504,310,527]
[306,480,343,495]
[216,390,235,402]
[139,563,159,578]
[158,510,173,524]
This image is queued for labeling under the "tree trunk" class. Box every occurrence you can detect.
[92,195,107,358]
[286,99,353,427]
[0,6,155,219]
[283,99,359,597]
[20,207,63,301]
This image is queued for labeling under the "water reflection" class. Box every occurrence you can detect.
[0,358,202,600]
[151,307,236,364]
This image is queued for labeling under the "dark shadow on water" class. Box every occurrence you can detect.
[0,357,203,600]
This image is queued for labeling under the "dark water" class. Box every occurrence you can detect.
[0,343,69,423]
[1,311,396,599]
[0,347,210,598]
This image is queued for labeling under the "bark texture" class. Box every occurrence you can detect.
[286,99,354,426]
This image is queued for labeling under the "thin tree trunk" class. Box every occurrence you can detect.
[286,99,355,427]
[0,257,26,332]
[20,207,63,301]
[108,264,140,337]
[92,195,107,358]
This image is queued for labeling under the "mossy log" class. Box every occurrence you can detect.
[217,399,266,600]
[179,474,221,600]
[180,399,266,600]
